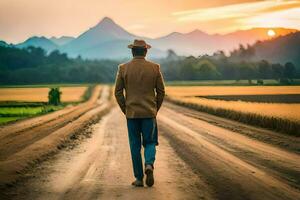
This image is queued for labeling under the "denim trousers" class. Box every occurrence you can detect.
[127,118,158,181]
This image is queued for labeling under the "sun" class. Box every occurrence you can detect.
[267,29,276,37]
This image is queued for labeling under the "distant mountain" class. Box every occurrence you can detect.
[50,36,74,46]
[74,39,166,59]
[152,29,215,55]
[0,40,9,47]
[220,28,297,52]
[248,32,300,66]
[8,17,298,59]
[153,27,297,55]
[16,36,58,52]
[60,17,139,58]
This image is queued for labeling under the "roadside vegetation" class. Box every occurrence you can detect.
[81,85,95,102]
[0,103,64,124]
[0,85,94,125]
[166,86,300,136]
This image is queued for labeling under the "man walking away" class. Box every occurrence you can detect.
[114,39,165,187]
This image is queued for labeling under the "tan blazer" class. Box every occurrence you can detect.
[114,56,165,118]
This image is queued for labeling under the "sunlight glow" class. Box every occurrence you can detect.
[267,29,276,36]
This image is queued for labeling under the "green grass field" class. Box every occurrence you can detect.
[0,105,64,124]
[0,84,95,125]
[0,107,45,116]
[0,116,25,124]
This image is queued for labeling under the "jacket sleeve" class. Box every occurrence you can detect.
[114,65,126,114]
[155,64,165,111]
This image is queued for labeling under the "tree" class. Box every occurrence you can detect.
[257,60,271,79]
[166,49,179,60]
[48,88,61,105]
[197,59,220,80]
[179,56,197,80]
[48,50,69,64]
[284,62,296,82]
[271,63,284,81]
[237,62,258,84]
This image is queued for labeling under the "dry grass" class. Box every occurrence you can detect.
[60,87,88,102]
[173,97,300,123]
[166,86,300,97]
[0,87,87,102]
[166,86,300,136]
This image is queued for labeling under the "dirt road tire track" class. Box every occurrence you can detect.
[0,108,214,200]
[0,86,103,161]
[1,99,299,200]
[160,104,300,189]
[164,103,300,153]
[0,86,112,186]
[158,106,300,200]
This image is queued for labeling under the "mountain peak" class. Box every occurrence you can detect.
[96,17,116,26]
[0,40,9,47]
[91,16,128,33]
[62,16,135,52]
[50,36,75,46]
[27,36,48,41]
[86,16,135,38]
[187,29,208,36]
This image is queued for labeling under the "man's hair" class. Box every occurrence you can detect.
[132,47,147,57]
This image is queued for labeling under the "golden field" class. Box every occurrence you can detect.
[166,86,300,97]
[166,86,300,135]
[0,87,88,102]
[172,97,300,123]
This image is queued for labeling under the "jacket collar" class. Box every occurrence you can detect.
[133,56,146,60]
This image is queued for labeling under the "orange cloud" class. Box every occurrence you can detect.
[173,0,300,21]
[173,0,300,33]
[0,0,299,43]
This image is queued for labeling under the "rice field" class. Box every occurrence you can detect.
[0,85,90,124]
[0,86,88,102]
[166,86,300,135]
[166,86,300,97]
[199,94,300,103]
[172,96,300,123]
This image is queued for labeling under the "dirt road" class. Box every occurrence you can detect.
[0,85,111,185]
[1,102,300,200]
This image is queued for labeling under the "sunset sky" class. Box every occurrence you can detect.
[1,0,300,43]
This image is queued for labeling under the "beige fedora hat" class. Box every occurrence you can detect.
[128,39,151,49]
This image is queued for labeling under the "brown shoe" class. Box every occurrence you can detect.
[145,165,154,187]
[131,179,144,187]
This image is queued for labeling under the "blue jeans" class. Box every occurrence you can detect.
[127,118,158,181]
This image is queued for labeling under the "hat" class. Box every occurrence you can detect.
[128,39,151,49]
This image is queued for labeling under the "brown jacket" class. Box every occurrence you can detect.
[114,56,165,118]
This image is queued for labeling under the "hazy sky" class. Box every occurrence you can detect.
[1,0,300,43]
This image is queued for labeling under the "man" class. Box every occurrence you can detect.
[114,39,165,187]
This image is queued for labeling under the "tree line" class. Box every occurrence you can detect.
[0,44,299,85]
[160,49,299,84]
[0,46,118,84]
